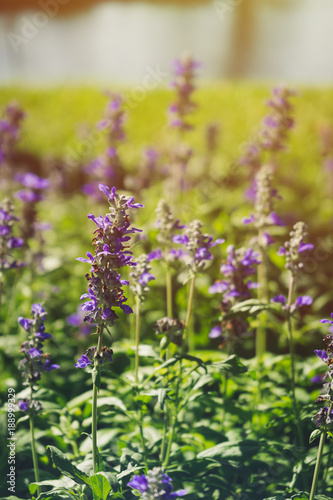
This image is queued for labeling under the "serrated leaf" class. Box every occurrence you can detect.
[47,446,90,485]
[309,428,321,443]
[222,299,275,320]
[90,472,112,500]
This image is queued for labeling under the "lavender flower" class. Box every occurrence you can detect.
[261,85,295,153]
[151,199,185,264]
[76,184,143,366]
[0,101,25,168]
[0,199,24,271]
[18,303,59,413]
[311,324,333,429]
[209,245,260,345]
[240,86,295,169]
[130,254,155,302]
[83,94,126,200]
[128,467,187,499]
[15,172,49,248]
[243,164,284,241]
[173,220,224,277]
[279,221,314,277]
[169,53,199,132]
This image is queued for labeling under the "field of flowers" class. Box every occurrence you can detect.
[2,56,333,500]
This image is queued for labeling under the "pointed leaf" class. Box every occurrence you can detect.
[47,446,90,485]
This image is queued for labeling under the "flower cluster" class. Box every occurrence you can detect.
[0,101,25,166]
[18,303,59,413]
[312,323,333,429]
[75,346,113,368]
[83,94,126,199]
[244,164,284,238]
[16,172,49,204]
[209,245,260,344]
[277,221,314,276]
[0,199,24,271]
[240,86,295,170]
[169,53,199,132]
[130,253,155,302]
[154,317,185,347]
[77,184,143,328]
[128,468,186,499]
[150,199,185,263]
[173,220,224,277]
[260,85,295,153]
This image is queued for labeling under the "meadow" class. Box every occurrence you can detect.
[1,59,333,500]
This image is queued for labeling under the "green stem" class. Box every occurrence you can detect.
[92,326,103,474]
[286,274,306,489]
[135,298,141,385]
[29,403,40,495]
[309,431,327,500]
[163,275,196,468]
[256,230,268,357]
[183,276,196,354]
[166,265,173,319]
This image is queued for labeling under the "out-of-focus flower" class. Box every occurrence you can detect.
[128,467,187,499]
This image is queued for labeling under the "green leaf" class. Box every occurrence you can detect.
[197,439,260,460]
[35,488,78,499]
[309,428,321,443]
[222,299,275,320]
[290,493,309,500]
[90,472,113,500]
[47,446,90,485]
[117,465,143,480]
[210,354,247,375]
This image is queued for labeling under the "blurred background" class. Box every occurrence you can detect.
[1,0,333,85]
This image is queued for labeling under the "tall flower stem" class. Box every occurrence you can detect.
[163,275,196,468]
[286,274,306,485]
[29,387,40,496]
[135,298,141,385]
[184,276,196,354]
[166,265,173,319]
[92,325,103,474]
[309,400,332,500]
[256,230,268,358]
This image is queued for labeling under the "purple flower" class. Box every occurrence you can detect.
[28,348,42,358]
[128,475,148,494]
[314,349,328,361]
[269,212,285,226]
[128,468,186,499]
[78,185,143,331]
[75,355,92,368]
[298,242,314,253]
[271,295,287,304]
[44,359,60,371]
[209,326,222,339]
[295,295,312,307]
[18,303,58,413]
[18,400,28,412]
